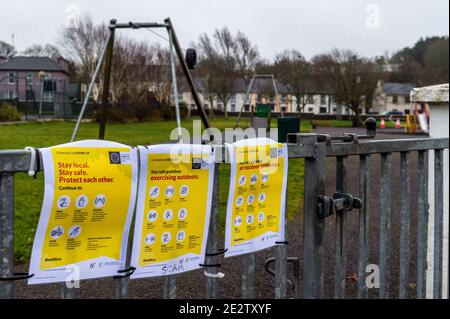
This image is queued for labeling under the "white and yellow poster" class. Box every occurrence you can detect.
[225,137,288,257]
[130,144,215,278]
[28,140,138,284]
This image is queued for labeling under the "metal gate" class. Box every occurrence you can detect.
[0,133,448,299]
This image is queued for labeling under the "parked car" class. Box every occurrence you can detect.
[381,110,403,116]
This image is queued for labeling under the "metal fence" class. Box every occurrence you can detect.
[0,134,448,299]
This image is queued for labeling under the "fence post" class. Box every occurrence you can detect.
[303,137,326,299]
[0,173,15,299]
[334,156,347,299]
[205,163,220,299]
[275,185,288,299]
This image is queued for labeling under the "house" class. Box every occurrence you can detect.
[181,77,352,115]
[0,56,70,103]
[373,81,415,114]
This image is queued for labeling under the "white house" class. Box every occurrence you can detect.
[181,77,354,115]
[373,81,415,114]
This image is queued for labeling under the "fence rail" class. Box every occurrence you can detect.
[0,134,448,299]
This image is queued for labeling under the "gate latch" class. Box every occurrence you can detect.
[317,192,362,218]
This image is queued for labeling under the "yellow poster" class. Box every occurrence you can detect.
[130,144,215,278]
[28,140,138,284]
[225,138,288,257]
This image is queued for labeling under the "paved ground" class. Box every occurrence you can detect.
[13,128,428,298]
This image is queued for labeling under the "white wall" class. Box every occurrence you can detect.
[427,103,449,299]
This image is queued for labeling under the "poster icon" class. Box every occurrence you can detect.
[94,194,106,208]
[234,216,242,226]
[75,195,88,209]
[258,192,266,203]
[180,185,189,196]
[50,226,64,239]
[147,210,158,222]
[149,186,160,198]
[247,194,255,205]
[178,208,187,220]
[163,209,173,221]
[238,175,246,186]
[177,230,186,242]
[68,225,81,238]
[250,174,258,184]
[261,173,269,183]
[246,214,254,225]
[57,195,70,209]
[144,233,156,245]
[109,151,121,164]
[165,185,175,198]
[258,212,265,222]
[236,196,244,207]
[161,232,171,244]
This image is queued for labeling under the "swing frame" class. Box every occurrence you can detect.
[70,18,210,142]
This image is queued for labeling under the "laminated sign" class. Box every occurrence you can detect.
[225,138,288,257]
[29,140,138,284]
[130,144,215,278]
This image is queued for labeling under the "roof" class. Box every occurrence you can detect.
[0,56,68,74]
[411,83,449,103]
[188,77,292,95]
[383,82,415,95]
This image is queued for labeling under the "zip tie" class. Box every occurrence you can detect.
[203,271,225,279]
[275,241,289,245]
[0,272,34,281]
[113,266,136,279]
[205,248,228,257]
[24,146,37,177]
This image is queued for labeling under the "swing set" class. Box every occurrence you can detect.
[70,18,210,142]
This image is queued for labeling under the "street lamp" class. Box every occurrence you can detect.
[38,71,46,119]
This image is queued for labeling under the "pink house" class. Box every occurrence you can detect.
[0,56,69,103]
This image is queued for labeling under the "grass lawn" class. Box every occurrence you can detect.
[0,117,308,262]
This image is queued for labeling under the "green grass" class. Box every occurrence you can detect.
[0,117,309,262]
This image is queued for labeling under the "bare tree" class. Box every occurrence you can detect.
[233,31,259,79]
[0,41,16,57]
[59,14,108,82]
[313,49,379,126]
[274,49,312,113]
[22,44,61,59]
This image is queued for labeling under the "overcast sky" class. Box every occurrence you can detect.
[1,0,448,60]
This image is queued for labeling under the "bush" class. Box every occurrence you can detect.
[0,102,22,122]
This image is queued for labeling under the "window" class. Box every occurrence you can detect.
[231,104,236,112]
[307,107,314,112]
[8,73,15,84]
[392,95,398,104]
[405,95,410,103]
[320,95,327,105]
[333,107,337,113]
[43,91,54,102]
[281,106,287,112]
[26,73,33,85]
[8,90,16,99]
[307,95,314,104]
[319,107,327,113]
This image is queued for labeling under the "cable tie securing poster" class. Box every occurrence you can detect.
[28,140,138,284]
[130,144,215,278]
[225,137,288,257]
